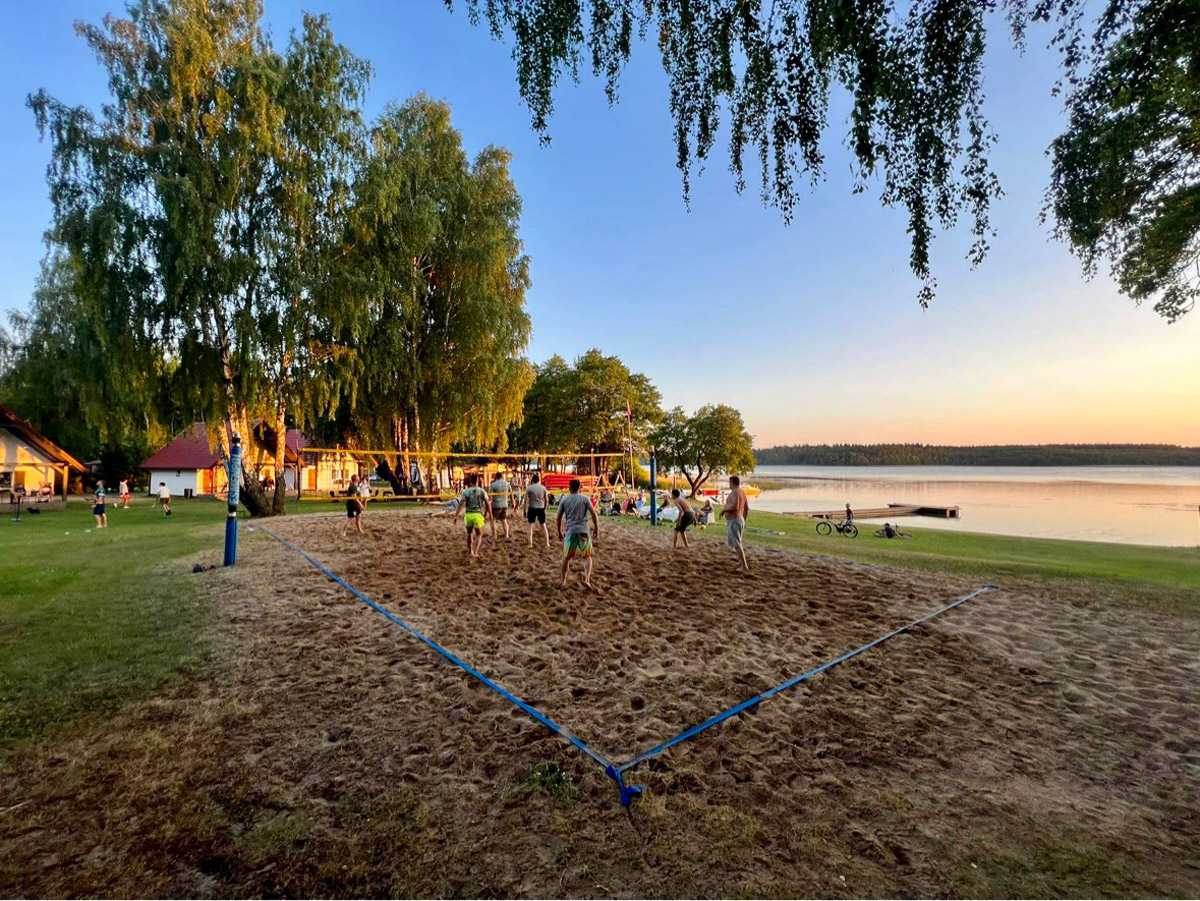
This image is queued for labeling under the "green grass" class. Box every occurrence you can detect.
[0,497,233,756]
[615,510,1200,613]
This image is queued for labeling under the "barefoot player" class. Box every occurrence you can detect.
[668,488,697,549]
[488,470,513,540]
[556,478,599,588]
[524,473,550,548]
[722,475,750,571]
[460,473,490,557]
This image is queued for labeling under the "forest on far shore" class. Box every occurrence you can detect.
[754,444,1200,467]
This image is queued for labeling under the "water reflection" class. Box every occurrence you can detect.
[750,466,1200,547]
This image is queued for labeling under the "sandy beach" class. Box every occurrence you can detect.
[2,510,1197,897]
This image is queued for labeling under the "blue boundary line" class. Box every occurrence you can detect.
[252,526,992,807]
[253,527,614,771]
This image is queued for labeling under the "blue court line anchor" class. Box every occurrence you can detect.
[252,526,992,807]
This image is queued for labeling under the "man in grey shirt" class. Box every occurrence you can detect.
[524,473,550,548]
[556,478,599,589]
[488,471,513,540]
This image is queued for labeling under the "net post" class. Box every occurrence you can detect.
[223,434,242,566]
[649,452,657,525]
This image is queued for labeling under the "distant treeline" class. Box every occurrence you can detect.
[754,444,1200,467]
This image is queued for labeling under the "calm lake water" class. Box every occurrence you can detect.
[749,465,1200,547]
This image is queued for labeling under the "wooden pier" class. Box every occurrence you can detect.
[784,503,960,520]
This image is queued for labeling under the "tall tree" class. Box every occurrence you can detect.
[1046,0,1200,321]
[339,96,533,489]
[512,349,662,457]
[0,253,176,468]
[449,0,1200,318]
[651,403,755,495]
[30,0,370,514]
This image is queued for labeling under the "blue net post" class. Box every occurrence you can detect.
[223,435,242,566]
[649,453,657,525]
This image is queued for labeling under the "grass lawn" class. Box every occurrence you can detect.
[0,497,233,756]
[614,508,1200,614]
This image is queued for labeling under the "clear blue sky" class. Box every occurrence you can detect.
[2,2,1196,446]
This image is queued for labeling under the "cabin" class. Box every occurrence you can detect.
[142,424,362,497]
[140,424,229,498]
[0,405,84,503]
[290,432,364,494]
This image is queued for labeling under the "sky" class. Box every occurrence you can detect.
[1,1,1196,448]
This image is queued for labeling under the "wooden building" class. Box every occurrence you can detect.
[0,405,83,502]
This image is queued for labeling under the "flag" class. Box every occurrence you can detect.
[625,400,632,419]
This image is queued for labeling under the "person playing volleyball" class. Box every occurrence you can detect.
[459,473,490,557]
[556,478,599,589]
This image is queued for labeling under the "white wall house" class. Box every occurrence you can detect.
[140,425,226,498]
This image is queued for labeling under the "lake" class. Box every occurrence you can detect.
[749,465,1200,547]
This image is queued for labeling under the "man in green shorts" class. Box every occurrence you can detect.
[459,473,490,557]
[488,470,513,540]
[556,478,599,589]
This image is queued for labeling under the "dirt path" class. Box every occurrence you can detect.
[3,512,1197,897]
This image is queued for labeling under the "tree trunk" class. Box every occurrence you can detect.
[271,400,287,515]
[222,410,274,517]
[378,457,404,494]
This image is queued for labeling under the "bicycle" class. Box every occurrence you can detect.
[816,518,858,538]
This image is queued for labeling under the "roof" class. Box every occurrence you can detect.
[0,405,85,470]
[142,422,305,471]
[141,424,222,471]
[286,429,308,454]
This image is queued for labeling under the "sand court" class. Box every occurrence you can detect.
[5,508,1199,896]
[250,511,999,767]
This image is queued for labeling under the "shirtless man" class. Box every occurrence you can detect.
[668,488,697,549]
[721,475,750,571]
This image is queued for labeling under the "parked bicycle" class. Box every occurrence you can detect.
[816,518,858,538]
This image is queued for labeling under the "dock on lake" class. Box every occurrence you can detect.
[784,503,960,520]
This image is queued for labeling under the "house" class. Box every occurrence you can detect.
[140,424,228,498]
[0,405,84,502]
[142,423,363,497]
[288,431,364,494]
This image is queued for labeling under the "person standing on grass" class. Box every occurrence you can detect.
[119,478,130,509]
[669,488,697,549]
[524,472,550,548]
[845,503,854,524]
[557,478,599,589]
[722,475,750,571]
[488,470,513,540]
[92,480,108,529]
[460,473,490,557]
[157,481,172,516]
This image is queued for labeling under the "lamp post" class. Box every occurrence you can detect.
[224,434,242,566]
